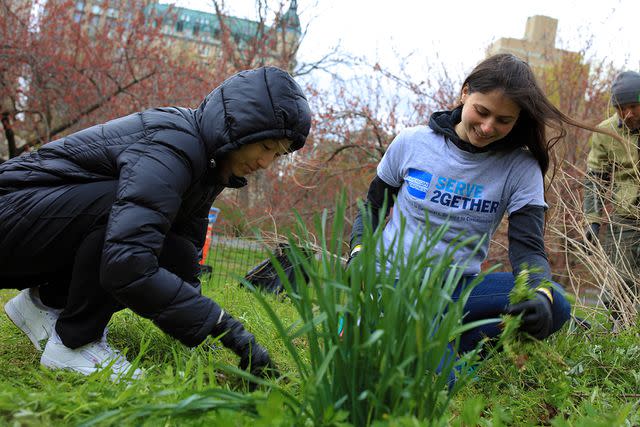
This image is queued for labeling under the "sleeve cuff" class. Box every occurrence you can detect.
[535,287,554,304]
[350,244,363,257]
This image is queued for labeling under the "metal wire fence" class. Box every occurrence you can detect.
[205,235,269,285]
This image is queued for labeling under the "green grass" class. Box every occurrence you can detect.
[0,282,290,426]
[451,326,640,425]
[0,240,296,425]
[1,283,640,425]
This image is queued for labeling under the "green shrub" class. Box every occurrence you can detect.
[247,193,497,426]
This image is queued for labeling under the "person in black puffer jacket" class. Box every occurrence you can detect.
[0,66,311,382]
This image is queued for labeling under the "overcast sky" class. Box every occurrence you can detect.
[165,0,639,79]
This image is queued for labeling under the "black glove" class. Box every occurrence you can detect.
[213,313,278,381]
[506,291,553,340]
[585,222,601,245]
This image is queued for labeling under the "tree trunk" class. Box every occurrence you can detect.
[1,112,16,159]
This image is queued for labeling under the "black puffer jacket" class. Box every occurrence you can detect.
[0,67,311,346]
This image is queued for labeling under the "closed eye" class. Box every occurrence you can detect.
[475,106,515,124]
[474,107,489,117]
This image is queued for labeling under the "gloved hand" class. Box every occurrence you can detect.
[213,312,278,382]
[585,222,601,245]
[506,291,553,340]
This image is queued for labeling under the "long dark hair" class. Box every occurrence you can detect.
[459,54,601,177]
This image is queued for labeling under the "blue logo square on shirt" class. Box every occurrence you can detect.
[406,168,432,199]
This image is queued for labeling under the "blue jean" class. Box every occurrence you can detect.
[452,272,572,354]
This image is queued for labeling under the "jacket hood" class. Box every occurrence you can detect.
[429,107,517,153]
[195,66,312,160]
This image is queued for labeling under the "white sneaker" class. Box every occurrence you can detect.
[41,330,143,382]
[4,288,61,351]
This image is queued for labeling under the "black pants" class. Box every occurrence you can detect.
[0,181,200,348]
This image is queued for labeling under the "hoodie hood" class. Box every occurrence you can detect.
[429,107,517,153]
[429,107,463,143]
[194,66,311,161]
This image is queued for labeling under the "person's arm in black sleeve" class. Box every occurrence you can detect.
[100,137,275,377]
[506,204,554,339]
[172,184,225,251]
[349,175,400,256]
[508,204,551,288]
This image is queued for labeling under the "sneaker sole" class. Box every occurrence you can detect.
[4,299,43,351]
[40,354,99,376]
[41,354,142,381]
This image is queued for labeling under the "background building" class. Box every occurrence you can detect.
[485,14,590,118]
[486,15,582,70]
[72,0,301,69]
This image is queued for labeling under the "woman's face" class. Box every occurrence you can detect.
[223,138,292,178]
[455,87,521,148]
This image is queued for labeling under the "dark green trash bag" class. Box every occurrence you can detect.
[242,243,309,294]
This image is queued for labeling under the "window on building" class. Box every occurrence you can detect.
[91,5,101,14]
[176,21,184,32]
[193,23,200,37]
[75,1,85,11]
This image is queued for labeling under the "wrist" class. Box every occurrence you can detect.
[218,316,255,354]
[535,287,553,304]
[350,244,362,257]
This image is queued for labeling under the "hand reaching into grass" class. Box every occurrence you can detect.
[213,313,279,383]
[238,341,276,379]
[507,269,554,340]
[506,290,553,340]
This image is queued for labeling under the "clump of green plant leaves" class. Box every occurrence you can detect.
[246,192,497,426]
[502,267,555,355]
[499,267,537,354]
[507,267,537,306]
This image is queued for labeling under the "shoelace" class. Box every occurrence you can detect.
[42,310,60,322]
[95,330,130,371]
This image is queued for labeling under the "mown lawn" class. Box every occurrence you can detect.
[1,245,639,426]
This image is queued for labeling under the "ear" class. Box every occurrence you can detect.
[460,85,469,103]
